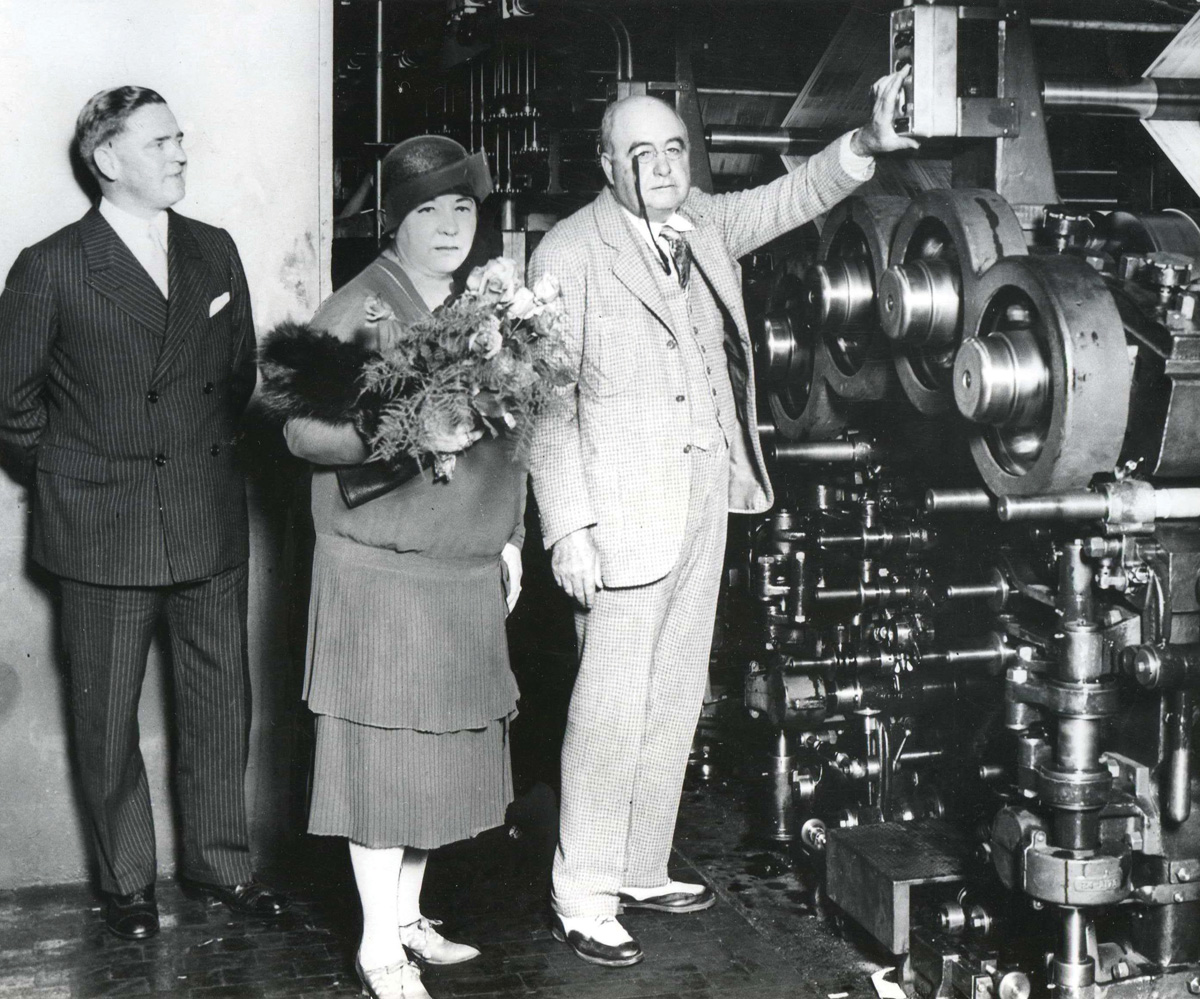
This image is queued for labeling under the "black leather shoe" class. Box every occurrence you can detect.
[179,877,290,917]
[104,887,159,940]
[551,914,643,968]
[618,882,716,914]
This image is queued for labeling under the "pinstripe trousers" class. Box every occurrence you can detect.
[552,443,730,919]
[58,563,255,895]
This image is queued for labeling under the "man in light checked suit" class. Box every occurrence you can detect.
[528,69,919,966]
[0,87,287,940]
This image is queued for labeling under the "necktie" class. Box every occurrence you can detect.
[659,225,691,289]
[146,220,169,298]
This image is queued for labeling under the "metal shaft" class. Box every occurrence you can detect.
[1043,78,1200,120]
[774,440,876,465]
[705,126,841,155]
[925,489,992,513]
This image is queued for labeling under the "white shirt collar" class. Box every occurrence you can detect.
[618,203,694,250]
[99,197,169,245]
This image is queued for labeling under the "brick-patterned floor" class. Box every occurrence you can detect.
[0,749,893,998]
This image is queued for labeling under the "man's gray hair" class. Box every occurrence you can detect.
[75,86,167,180]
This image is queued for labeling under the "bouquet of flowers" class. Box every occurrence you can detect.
[257,256,573,498]
[359,257,572,479]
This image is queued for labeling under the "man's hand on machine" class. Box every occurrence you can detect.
[850,65,921,157]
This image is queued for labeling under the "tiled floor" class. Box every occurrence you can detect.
[0,740,894,999]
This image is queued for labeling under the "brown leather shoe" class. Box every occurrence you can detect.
[179,877,289,917]
[104,886,159,940]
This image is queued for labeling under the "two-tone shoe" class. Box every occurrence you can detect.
[551,914,644,968]
[618,879,716,914]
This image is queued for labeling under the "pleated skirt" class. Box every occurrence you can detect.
[303,535,518,848]
[308,714,514,849]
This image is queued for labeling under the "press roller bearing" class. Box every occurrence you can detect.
[954,254,1132,497]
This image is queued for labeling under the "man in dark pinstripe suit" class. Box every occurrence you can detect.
[0,87,287,939]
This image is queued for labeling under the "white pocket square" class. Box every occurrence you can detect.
[208,292,231,318]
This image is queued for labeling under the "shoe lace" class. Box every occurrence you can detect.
[359,957,424,999]
[401,917,443,943]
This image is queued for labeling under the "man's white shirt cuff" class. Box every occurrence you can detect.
[839,131,876,182]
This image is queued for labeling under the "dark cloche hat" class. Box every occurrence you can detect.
[381,135,492,233]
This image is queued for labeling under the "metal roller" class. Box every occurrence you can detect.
[807,196,910,402]
[754,265,849,441]
[955,255,1132,496]
[879,190,1028,414]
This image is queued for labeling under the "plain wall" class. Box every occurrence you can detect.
[0,0,332,888]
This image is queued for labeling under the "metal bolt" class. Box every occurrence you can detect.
[1179,868,1192,883]
[1174,891,1185,903]
[1187,977,1200,995]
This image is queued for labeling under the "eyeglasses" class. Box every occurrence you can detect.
[630,144,687,165]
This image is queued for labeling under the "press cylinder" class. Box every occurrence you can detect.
[878,259,961,346]
[804,258,875,331]
[954,329,1050,428]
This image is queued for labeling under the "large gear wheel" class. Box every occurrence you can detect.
[878,190,1027,415]
[953,255,1132,496]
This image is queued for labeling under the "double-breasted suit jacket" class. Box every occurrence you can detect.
[0,206,257,586]
[528,140,863,588]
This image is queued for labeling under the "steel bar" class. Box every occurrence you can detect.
[1030,18,1182,33]
[925,489,993,513]
[705,126,842,155]
[1043,78,1200,120]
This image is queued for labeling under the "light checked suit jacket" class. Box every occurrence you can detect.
[528,139,865,588]
[0,207,257,586]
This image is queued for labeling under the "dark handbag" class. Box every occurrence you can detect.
[336,454,433,509]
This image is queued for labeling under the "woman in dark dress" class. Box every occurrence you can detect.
[281,137,525,999]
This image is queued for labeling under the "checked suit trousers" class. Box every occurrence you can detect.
[552,443,730,919]
[58,563,255,895]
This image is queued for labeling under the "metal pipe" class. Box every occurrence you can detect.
[999,487,1200,522]
[945,582,1005,601]
[1059,543,1096,628]
[1030,18,1183,33]
[374,0,384,242]
[996,493,1109,522]
[1165,691,1193,824]
[815,584,914,607]
[1043,78,1200,120]
[926,488,992,513]
[705,126,842,156]
[1060,908,1089,966]
[773,440,875,465]
[698,87,802,99]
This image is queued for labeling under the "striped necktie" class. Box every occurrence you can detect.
[659,225,691,289]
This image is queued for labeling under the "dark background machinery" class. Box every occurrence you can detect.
[330,2,1200,997]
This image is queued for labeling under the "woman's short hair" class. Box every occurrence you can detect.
[75,86,167,179]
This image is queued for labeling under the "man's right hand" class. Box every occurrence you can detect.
[551,527,603,609]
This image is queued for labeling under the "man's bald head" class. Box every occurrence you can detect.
[598,95,691,222]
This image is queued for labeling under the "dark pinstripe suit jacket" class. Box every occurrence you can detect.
[0,207,256,586]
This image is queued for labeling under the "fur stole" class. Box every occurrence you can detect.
[257,321,382,427]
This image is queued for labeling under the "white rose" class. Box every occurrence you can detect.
[532,273,561,304]
[506,286,539,321]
